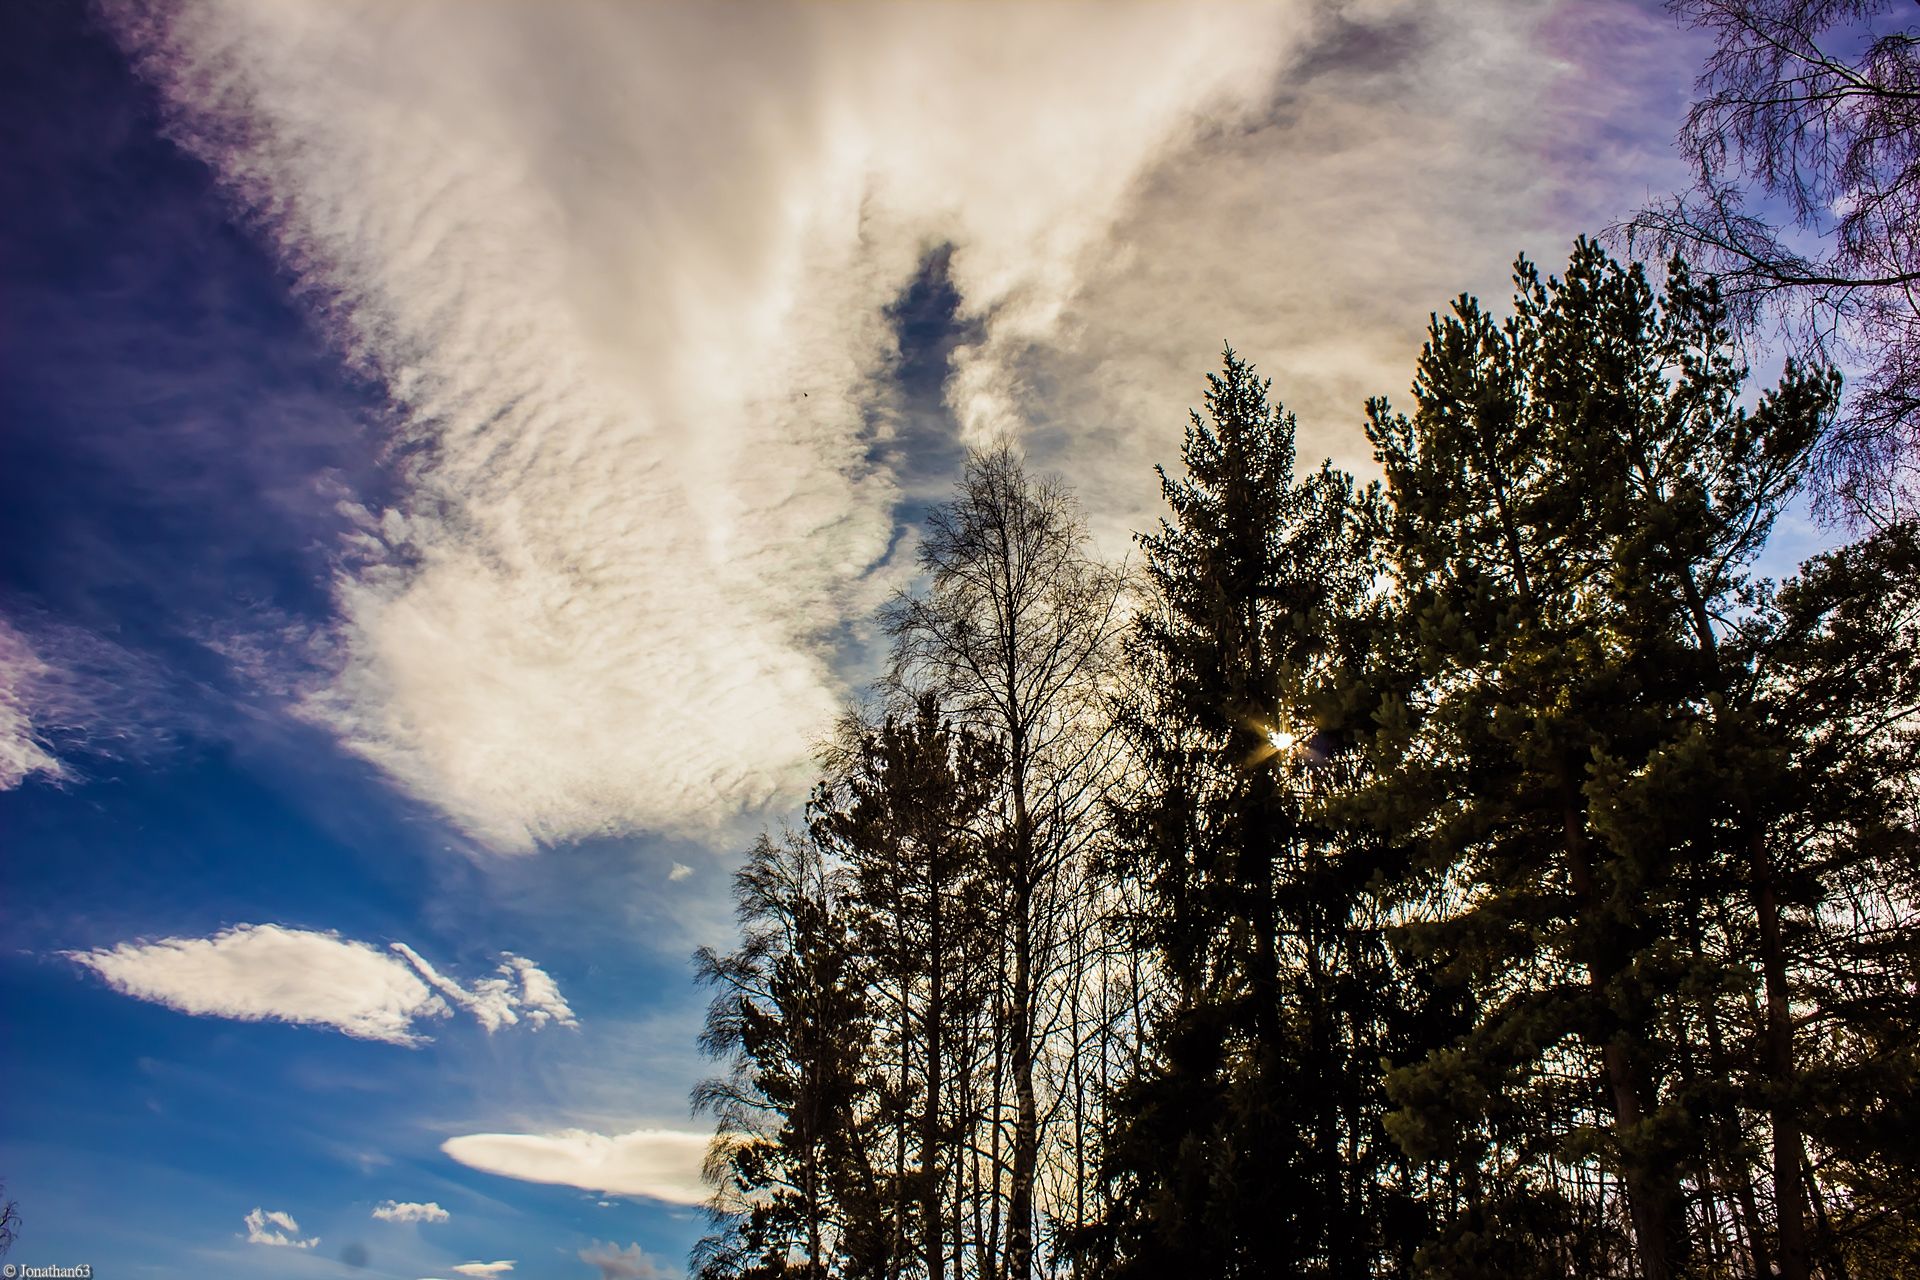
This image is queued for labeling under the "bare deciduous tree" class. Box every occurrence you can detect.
[1625,0,1920,522]
[883,444,1128,1280]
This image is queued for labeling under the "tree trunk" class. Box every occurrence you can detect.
[1754,828,1811,1280]
[1004,749,1039,1280]
[1565,798,1690,1280]
[1803,1150,1850,1280]
[1703,931,1767,1280]
[985,978,1004,1280]
[925,899,946,1280]
[1069,919,1087,1280]
[1007,881,1038,1280]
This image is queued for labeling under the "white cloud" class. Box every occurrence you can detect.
[67,924,573,1045]
[581,1241,669,1280]
[98,1,1702,851]
[244,1206,318,1249]
[502,954,577,1029]
[97,1,1305,852]
[441,1127,709,1206]
[667,863,693,883]
[451,1264,514,1278]
[391,944,578,1033]
[372,1199,450,1224]
[76,925,445,1045]
[992,1,1707,550]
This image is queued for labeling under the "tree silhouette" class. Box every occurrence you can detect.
[0,1180,16,1258]
[883,445,1127,1280]
[1364,240,1836,1280]
[1088,348,1404,1278]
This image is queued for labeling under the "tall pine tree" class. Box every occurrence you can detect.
[695,831,882,1280]
[1362,240,1839,1280]
[813,696,1003,1280]
[1091,349,1403,1278]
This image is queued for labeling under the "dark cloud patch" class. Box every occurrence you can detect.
[824,244,979,691]
[580,1240,669,1280]
[1289,4,1436,86]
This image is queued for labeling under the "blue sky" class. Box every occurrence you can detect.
[3,3,722,1275]
[0,2,1834,1277]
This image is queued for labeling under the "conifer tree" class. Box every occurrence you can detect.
[813,696,1003,1280]
[684,239,1920,1280]
[1090,349,1401,1278]
[1729,522,1920,1279]
[1362,239,1838,1280]
[694,831,881,1280]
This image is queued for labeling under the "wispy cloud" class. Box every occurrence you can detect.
[440,1127,708,1206]
[98,0,1699,852]
[371,1199,449,1224]
[450,1264,513,1279]
[391,944,577,1033]
[959,1,1707,551]
[97,0,1305,852]
[0,617,69,788]
[243,1206,317,1248]
[67,924,574,1045]
[0,612,182,790]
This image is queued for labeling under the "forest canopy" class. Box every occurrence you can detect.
[690,239,1920,1280]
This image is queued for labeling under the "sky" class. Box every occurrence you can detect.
[0,1,1829,1276]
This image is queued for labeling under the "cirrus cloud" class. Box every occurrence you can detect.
[0,617,69,788]
[96,0,1704,855]
[97,0,1305,852]
[0,611,186,790]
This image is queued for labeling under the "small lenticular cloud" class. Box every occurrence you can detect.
[441,1126,709,1206]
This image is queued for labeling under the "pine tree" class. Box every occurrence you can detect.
[813,696,1003,1280]
[1732,522,1920,1279]
[694,830,882,1280]
[1362,239,1839,1280]
[683,239,1920,1280]
[1090,348,1403,1277]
